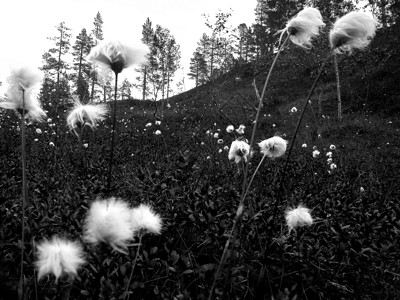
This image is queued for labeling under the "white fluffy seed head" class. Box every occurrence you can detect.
[83,197,134,253]
[131,204,162,235]
[35,237,85,282]
[228,140,250,163]
[330,11,379,55]
[258,136,288,158]
[285,205,313,233]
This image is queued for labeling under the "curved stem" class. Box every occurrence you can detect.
[124,234,143,300]
[208,35,290,300]
[269,53,332,234]
[242,155,266,203]
[106,72,119,193]
[333,53,342,121]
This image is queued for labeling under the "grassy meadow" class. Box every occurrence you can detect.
[1,26,400,300]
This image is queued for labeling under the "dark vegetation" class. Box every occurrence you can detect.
[1,20,400,300]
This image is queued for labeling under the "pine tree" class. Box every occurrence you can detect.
[90,12,104,101]
[41,21,72,107]
[188,51,207,87]
[72,28,93,102]
[138,18,153,101]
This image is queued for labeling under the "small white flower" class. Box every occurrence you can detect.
[131,204,162,235]
[327,158,333,164]
[49,142,55,147]
[34,138,38,142]
[84,197,134,253]
[285,205,313,233]
[145,122,152,127]
[83,143,89,148]
[218,149,223,153]
[226,125,234,133]
[217,139,224,144]
[302,143,307,148]
[290,107,298,113]
[47,118,52,123]
[155,120,161,125]
[272,124,276,128]
[330,163,337,170]
[35,237,85,281]
[167,103,171,108]
[228,140,250,163]
[329,144,336,150]
[326,151,333,157]
[36,128,42,134]
[258,136,288,158]
[154,130,161,135]
[213,133,219,139]
[360,187,365,193]
[236,124,245,135]
[312,150,320,157]
[223,145,229,151]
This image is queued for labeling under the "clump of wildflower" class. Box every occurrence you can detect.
[277,7,325,49]
[258,136,288,158]
[83,197,134,254]
[35,237,85,281]
[330,12,379,55]
[131,204,162,235]
[285,205,313,233]
[228,139,250,163]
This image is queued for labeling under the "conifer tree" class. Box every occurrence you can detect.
[72,28,93,102]
[90,12,104,101]
[41,21,72,107]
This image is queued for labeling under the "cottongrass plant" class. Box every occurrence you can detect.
[125,204,162,299]
[285,205,314,233]
[0,66,45,299]
[87,40,149,193]
[329,12,379,120]
[209,7,325,299]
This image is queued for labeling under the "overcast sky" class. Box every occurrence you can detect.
[0,0,256,95]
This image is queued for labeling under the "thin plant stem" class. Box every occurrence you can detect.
[208,34,290,300]
[106,72,119,193]
[124,234,143,300]
[269,53,332,237]
[333,53,342,121]
[19,90,27,300]
[242,155,266,203]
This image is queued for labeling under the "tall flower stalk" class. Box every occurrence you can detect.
[0,66,45,300]
[329,12,379,121]
[87,40,149,193]
[208,8,325,298]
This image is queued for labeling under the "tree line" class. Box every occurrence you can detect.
[188,0,400,87]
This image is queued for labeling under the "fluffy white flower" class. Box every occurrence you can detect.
[213,133,219,139]
[236,124,245,135]
[330,12,379,55]
[35,237,85,281]
[228,140,250,163]
[66,100,109,136]
[302,143,307,148]
[49,142,55,147]
[131,204,162,235]
[87,40,149,75]
[0,66,46,122]
[285,205,313,233]
[312,150,320,158]
[326,151,332,157]
[154,130,161,135]
[258,136,288,158]
[145,122,152,127]
[290,107,298,113]
[84,197,134,253]
[330,163,337,170]
[36,128,42,134]
[278,7,325,49]
[330,144,336,150]
[217,139,224,144]
[155,120,161,125]
[226,125,234,133]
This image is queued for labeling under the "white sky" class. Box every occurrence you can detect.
[0,0,256,96]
